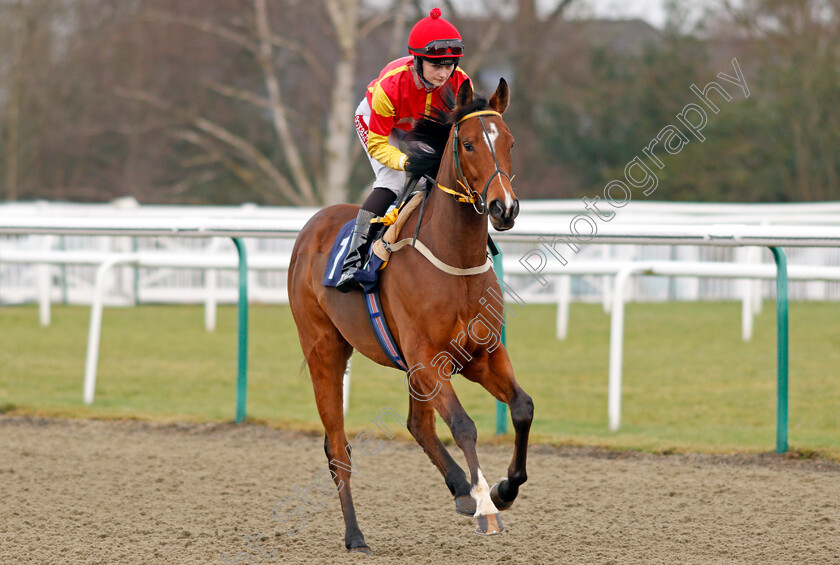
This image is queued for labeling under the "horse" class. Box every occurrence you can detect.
[287,78,533,554]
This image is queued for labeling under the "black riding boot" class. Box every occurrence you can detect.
[335,209,376,293]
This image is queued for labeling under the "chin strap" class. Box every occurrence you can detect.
[413,56,459,91]
[413,57,435,90]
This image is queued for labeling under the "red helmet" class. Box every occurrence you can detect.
[407,7,463,60]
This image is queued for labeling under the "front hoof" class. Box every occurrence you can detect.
[490,482,514,511]
[348,545,372,555]
[455,494,476,516]
[474,513,504,535]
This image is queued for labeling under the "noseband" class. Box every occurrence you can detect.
[433,110,513,215]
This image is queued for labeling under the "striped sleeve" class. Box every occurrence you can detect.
[367,82,408,170]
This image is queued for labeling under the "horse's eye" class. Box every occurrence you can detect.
[463,141,474,152]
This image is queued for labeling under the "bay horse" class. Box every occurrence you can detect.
[287,79,533,554]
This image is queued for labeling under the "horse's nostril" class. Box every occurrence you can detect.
[489,200,505,219]
[511,199,520,219]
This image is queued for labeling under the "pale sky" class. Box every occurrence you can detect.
[581,0,668,27]
[566,0,720,30]
[372,1,719,31]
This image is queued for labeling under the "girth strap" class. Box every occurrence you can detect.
[363,289,408,372]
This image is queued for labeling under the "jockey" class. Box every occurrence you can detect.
[336,7,471,293]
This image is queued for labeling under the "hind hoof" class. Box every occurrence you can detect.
[455,494,476,516]
[348,545,372,555]
[490,481,514,511]
[474,513,504,535]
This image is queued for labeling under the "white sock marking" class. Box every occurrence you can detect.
[471,468,499,517]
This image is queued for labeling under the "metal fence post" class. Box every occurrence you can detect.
[233,238,249,424]
[491,244,508,435]
[770,247,789,453]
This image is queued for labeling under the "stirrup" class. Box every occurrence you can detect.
[335,210,375,293]
[336,244,368,292]
[336,264,363,292]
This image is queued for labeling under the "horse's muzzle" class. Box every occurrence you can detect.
[489,198,519,230]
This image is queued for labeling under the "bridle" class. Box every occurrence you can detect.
[392,109,512,274]
[432,110,513,215]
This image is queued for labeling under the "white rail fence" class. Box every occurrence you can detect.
[4,200,840,434]
[4,202,840,312]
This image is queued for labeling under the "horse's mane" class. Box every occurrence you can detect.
[405,85,490,179]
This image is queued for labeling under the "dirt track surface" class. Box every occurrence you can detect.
[1,417,839,565]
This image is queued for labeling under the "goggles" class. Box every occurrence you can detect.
[415,39,463,57]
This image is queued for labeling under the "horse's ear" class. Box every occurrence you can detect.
[456,80,473,107]
[489,78,510,114]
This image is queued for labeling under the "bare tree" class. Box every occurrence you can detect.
[414,0,579,194]
[117,0,398,206]
[721,0,840,201]
[0,1,39,201]
[0,0,143,202]
[322,0,360,205]
[508,0,578,177]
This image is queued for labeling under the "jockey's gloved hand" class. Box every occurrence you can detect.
[405,159,425,179]
[405,141,436,177]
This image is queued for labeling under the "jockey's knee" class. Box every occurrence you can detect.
[361,187,397,216]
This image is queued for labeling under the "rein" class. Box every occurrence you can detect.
[381,109,511,277]
[436,109,513,215]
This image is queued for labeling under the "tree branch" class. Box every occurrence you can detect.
[202,79,271,110]
[253,0,317,204]
[141,9,258,53]
[464,4,507,76]
[388,0,411,59]
[170,129,286,203]
[116,87,306,205]
[268,32,331,84]
[545,0,577,25]
[359,11,392,40]
[437,0,461,26]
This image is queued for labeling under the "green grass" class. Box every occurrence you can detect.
[1,301,838,457]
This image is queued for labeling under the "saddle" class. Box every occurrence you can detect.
[322,192,426,293]
[321,190,499,372]
[319,193,426,371]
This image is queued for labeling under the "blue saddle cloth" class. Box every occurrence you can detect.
[322,219,386,293]
[322,219,406,370]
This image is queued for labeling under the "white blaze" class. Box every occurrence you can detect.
[483,122,499,153]
[482,122,515,210]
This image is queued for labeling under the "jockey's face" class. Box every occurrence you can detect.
[421,60,455,88]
